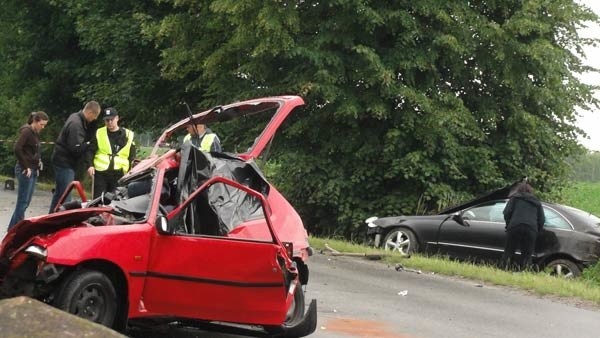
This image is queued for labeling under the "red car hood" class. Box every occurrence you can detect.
[0,207,111,260]
[146,96,304,162]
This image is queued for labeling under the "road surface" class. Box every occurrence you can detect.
[1,186,600,337]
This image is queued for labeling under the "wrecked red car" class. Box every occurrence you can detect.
[0,96,316,337]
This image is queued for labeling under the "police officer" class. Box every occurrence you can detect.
[86,107,136,199]
[183,123,221,152]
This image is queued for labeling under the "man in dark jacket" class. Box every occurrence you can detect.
[48,101,101,213]
[502,181,546,271]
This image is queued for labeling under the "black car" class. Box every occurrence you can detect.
[366,184,600,277]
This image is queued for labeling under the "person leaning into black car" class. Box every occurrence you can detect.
[502,181,546,271]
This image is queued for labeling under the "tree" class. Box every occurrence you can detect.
[149,0,598,236]
[0,1,597,237]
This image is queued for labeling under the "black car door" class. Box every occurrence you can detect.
[534,205,574,260]
[437,201,508,262]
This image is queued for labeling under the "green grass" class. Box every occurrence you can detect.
[561,181,600,216]
[310,237,600,305]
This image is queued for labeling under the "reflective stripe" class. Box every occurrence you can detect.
[184,133,217,152]
[93,128,134,172]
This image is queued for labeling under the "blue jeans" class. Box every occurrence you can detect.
[48,165,74,213]
[8,164,38,230]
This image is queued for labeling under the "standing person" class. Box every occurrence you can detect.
[183,123,221,152]
[7,111,49,230]
[48,101,101,213]
[502,181,545,271]
[85,107,136,199]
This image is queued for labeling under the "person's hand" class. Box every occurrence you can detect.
[38,160,44,171]
[87,166,95,177]
[22,168,32,178]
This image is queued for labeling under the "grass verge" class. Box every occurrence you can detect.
[310,236,600,306]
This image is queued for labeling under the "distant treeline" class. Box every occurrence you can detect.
[569,151,600,182]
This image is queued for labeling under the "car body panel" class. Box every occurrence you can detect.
[148,96,304,162]
[140,234,289,325]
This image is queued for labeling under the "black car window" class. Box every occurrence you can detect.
[543,207,572,230]
[562,205,600,229]
[488,201,507,222]
[464,201,506,222]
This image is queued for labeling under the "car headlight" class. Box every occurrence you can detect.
[25,245,47,260]
[365,216,379,228]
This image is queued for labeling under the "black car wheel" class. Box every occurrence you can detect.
[53,269,118,327]
[284,284,305,326]
[264,283,306,335]
[545,259,581,278]
[383,228,418,255]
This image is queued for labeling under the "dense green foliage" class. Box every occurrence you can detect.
[0,1,598,237]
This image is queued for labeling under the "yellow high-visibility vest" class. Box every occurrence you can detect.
[183,132,217,152]
[93,127,134,173]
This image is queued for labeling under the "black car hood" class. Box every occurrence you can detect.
[439,181,522,214]
[373,214,449,227]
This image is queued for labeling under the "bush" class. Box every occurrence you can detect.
[582,261,600,286]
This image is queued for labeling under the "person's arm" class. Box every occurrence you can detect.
[129,141,136,163]
[63,115,90,156]
[503,198,514,225]
[13,128,30,168]
[211,134,222,152]
[537,205,546,231]
[85,130,99,176]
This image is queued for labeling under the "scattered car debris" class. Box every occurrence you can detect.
[395,263,422,274]
[323,243,384,260]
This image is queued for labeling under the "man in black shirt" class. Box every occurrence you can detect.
[49,101,101,213]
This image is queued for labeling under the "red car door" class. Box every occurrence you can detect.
[140,179,291,326]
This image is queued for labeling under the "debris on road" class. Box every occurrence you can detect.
[323,243,384,260]
[395,263,422,274]
[398,290,408,296]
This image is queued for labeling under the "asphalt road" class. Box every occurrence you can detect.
[1,186,600,337]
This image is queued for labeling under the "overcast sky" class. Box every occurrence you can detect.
[577,0,600,151]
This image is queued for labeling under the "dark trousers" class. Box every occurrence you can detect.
[49,165,75,213]
[93,170,123,199]
[502,225,537,271]
[8,164,38,229]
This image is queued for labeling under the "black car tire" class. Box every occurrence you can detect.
[382,228,419,255]
[284,284,305,326]
[53,269,118,327]
[264,283,306,335]
[545,259,582,278]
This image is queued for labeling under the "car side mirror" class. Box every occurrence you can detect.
[452,213,466,226]
[156,216,172,235]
